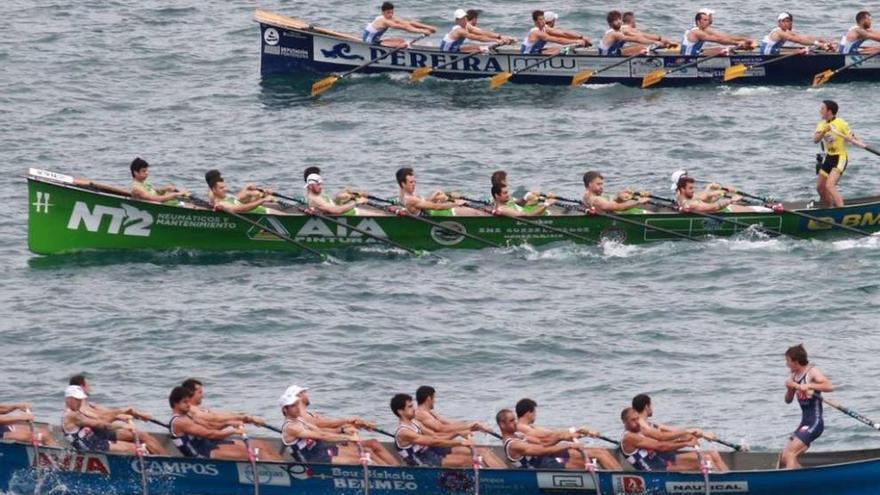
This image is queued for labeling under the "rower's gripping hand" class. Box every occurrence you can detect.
[244,415,266,426]
[18,403,31,412]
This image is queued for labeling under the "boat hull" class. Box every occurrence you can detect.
[26,175,880,255]
[255,11,880,87]
[4,441,880,495]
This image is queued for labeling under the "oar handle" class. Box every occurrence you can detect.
[485,431,503,440]
[703,435,744,451]
[261,424,284,434]
[147,418,170,429]
[371,427,396,438]
[596,434,620,446]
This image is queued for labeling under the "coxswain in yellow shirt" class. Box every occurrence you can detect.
[812,100,865,207]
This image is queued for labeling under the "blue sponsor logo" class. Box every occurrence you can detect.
[321,43,364,61]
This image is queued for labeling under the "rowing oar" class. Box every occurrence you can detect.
[26,409,42,495]
[311,33,430,96]
[469,435,481,495]
[364,195,502,248]
[266,192,429,257]
[700,432,745,451]
[187,195,333,262]
[829,128,880,158]
[575,439,602,495]
[822,397,880,431]
[356,439,371,495]
[240,429,260,495]
[491,42,583,90]
[595,434,620,446]
[724,49,806,82]
[642,50,731,88]
[694,444,711,495]
[129,419,149,495]
[146,418,170,429]
[552,195,702,242]
[411,42,503,82]
[718,187,876,237]
[812,50,880,87]
[459,196,596,243]
[645,194,781,237]
[572,45,658,86]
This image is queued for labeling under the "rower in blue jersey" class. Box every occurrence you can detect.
[582,171,650,214]
[390,393,474,467]
[622,12,676,48]
[168,385,283,461]
[61,384,135,454]
[0,404,47,445]
[129,157,188,206]
[621,408,726,472]
[415,386,506,467]
[521,10,588,55]
[67,374,165,454]
[285,384,399,466]
[758,13,833,55]
[630,394,729,471]
[681,10,754,56]
[439,9,506,53]
[362,2,435,49]
[838,11,880,54]
[780,344,834,469]
[515,398,622,469]
[497,409,585,469]
[598,11,656,56]
[278,389,363,465]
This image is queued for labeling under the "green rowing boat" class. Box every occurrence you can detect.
[27,169,880,255]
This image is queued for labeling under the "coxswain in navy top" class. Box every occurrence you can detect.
[792,367,824,446]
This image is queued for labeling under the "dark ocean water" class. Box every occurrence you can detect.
[2,0,880,461]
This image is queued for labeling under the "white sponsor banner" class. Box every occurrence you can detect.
[665,480,749,493]
[536,472,597,490]
[237,463,291,487]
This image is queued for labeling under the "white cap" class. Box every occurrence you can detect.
[454,8,467,19]
[777,12,792,21]
[544,11,558,22]
[65,385,88,399]
[284,384,308,398]
[304,173,323,188]
[698,8,715,15]
[670,169,688,191]
[277,390,300,407]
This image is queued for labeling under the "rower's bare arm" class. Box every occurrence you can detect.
[178,418,235,441]
[539,31,581,46]
[0,414,32,426]
[861,29,880,42]
[514,439,571,457]
[72,412,114,431]
[808,369,834,393]
[131,185,182,203]
[413,431,467,449]
[297,427,353,443]
[0,404,28,415]
[629,433,687,453]
[312,197,357,215]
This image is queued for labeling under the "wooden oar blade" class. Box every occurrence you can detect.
[489,71,513,90]
[410,67,432,82]
[641,69,666,88]
[570,70,594,87]
[723,64,747,82]
[811,69,833,87]
[310,75,339,97]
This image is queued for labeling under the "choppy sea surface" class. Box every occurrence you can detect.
[2,0,879,462]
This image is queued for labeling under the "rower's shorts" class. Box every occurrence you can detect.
[816,154,847,177]
[792,420,824,447]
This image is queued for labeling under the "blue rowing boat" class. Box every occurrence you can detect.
[3,430,880,494]
[254,9,880,88]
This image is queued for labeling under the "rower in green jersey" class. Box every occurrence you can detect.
[396,167,472,217]
[305,173,366,216]
[582,171,650,214]
[205,169,278,214]
[491,183,553,217]
[129,157,188,206]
